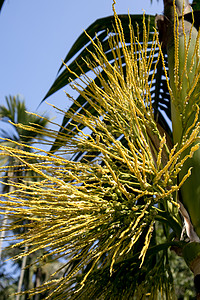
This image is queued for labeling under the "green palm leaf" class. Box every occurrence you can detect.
[42,14,171,153]
[0,95,49,144]
[43,15,155,101]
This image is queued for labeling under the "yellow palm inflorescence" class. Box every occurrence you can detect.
[0,4,200,299]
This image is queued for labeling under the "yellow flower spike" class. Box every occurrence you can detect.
[139,220,154,267]
[156,134,166,171]
[157,42,175,102]
[189,28,200,75]
[173,0,180,89]
[1,4,200,299]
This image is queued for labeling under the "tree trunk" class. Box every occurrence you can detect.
[33,267,42,300]
[0,213,8,262]
[16,245,28,300]
[0,177,15,262]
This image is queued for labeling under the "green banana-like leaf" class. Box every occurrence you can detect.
[163,0,200,239]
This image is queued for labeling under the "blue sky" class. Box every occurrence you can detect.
[0,0,163,127]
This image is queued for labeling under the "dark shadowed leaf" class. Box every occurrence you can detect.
[0,0,5,12]
[43,15,156,101]
[43,14,172,153]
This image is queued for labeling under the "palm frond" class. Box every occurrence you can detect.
[0,96,49,144]
[42,14,171,153]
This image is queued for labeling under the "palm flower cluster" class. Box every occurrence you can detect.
[0,3,200,299]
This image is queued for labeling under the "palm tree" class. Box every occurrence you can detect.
[43,0,200,294]
[158,1,200,296]
[42,0,200,297]
[0,95,49,298]
[1,0,200,299]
